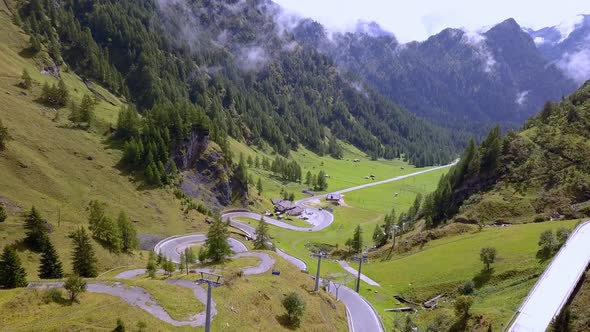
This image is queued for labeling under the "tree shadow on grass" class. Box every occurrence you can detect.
[42,288,71,306]
[472,268,494,288]
[18,47,38,59]
[275,314,299,330]
[536,248,553,263]
[449,317,468,332]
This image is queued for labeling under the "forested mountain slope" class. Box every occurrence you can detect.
[14,0,458,167]
[293,18,578,138]
[422,82,590,226]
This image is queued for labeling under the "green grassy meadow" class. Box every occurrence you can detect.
[0,252,347,331]
[231,138,439,205]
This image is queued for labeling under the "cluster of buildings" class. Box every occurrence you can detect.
[271,199,304,216]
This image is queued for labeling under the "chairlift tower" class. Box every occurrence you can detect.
[311,252,330,292]
[195,272,224,332]
[352,252,369,293]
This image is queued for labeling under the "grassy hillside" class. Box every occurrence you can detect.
[422,81,590,227]
[0,253,347,331]
[0,6,349,331]
[0,3,207,277]
[361,219,580,330]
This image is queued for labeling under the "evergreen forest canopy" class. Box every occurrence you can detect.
[16,0,459,172]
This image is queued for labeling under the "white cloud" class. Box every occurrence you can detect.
[461,31,496,73]
[534,36,547,45]
[555,14,585,42]
[274,0,590,43]
[557,48,590,83]
[237,46,269,72]
[515,90,530,105]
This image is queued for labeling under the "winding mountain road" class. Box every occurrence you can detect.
[28,163,453,331]
[508,220,590,332]
[156,162,455,332]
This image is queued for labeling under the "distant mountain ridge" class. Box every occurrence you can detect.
[526,14,590,84]
[290,17,579,138]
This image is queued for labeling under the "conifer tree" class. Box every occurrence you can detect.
[78,94,94,123]
[236,153,248,188]
[0,205,6,223]
[256,178,263,194]
[20,69,32,89]
[116,106,141,140]
[70,227,97,277]
[23,206,50,252]
[351,225,364,254]
[29,35,41,53]
[372,224,385,248]
[204,219,232,263]
[99,216,122,252]
[117,211,138,252]
[0,119,9,151]
[38,238,64,279]
[88,200,106,234]
[64,274,86,303]
[179,251,186,272]
[254,217,271,250]
[0,246,28,288]
[305,171,312,186]
[183,247,195,274]
[68,100,81,123]
[383,208,395,239]
[146,251,157,279]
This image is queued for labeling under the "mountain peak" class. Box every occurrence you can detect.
[490,18,522,33]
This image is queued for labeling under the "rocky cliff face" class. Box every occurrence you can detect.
[173,128,247,210]
[173,128,210,170]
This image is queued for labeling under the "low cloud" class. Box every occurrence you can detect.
[557,48,590,84]
[237,46,270,72]
[533,36,546,45]
[461,31,496,73]
[555,15,585,42]
[515,90,530,106]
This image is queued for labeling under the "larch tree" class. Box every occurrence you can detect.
[20,69,32,89]
[146,251,157,279]
[117,211,138,252]
[64,274,87,303]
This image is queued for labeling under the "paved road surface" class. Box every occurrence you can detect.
[155,234,247,263]
[28,280,213,327]
[508,220,590,332]
[298,161,457,205]
[327,281,385,332]
[147,164,457,332]
[337,260,380,287]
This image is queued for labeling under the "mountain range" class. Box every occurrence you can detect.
[289,15,586,138]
